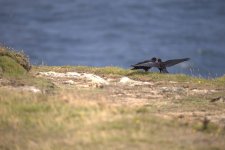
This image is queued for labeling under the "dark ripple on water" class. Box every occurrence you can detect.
[0,0,225,77]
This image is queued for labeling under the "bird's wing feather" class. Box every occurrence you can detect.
[163,58,190,67]
[132,59,152,66]
[132,61,159,68]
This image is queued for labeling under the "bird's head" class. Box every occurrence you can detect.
[157,58,162,62]
[151,57,157,62]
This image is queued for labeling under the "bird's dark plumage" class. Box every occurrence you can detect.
[157,58,190,73]
[131,57,190,73]
[162,58,190,67]
[131,57,157,72]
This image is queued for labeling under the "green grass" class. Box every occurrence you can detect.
[0,46,224,149]
[214,75,225,86]
[0,47,55,92]
[32,65,225,89]
[0,58,54,93]
[0,46,33,79]
[0,46,31,71]
[0,89,225,150]
[0,56,27,77]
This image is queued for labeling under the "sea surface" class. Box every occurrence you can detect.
[0,0,225,77]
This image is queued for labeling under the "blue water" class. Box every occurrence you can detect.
[0,0,225,77]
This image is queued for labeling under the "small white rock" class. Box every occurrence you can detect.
[82,73,109,85]
[119,77,132,84]
[63,80,75,85]
[119,77,153,86]
[65,72,81,77]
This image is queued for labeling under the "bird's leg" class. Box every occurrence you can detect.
[161,67,169,73]
[159,68,162,73]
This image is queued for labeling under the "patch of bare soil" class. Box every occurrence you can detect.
[0,78,41,93]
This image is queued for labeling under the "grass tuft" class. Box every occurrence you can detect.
[0,56,27,77]
[0,46,31,72]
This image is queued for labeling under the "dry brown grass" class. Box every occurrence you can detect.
[0,63,225,149]
[0,87,225,150]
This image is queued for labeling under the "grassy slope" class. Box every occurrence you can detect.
[0,56,27,77]
[0,46,31,71]
[0,66,225,150]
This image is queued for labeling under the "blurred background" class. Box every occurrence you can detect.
[0,0,225,77]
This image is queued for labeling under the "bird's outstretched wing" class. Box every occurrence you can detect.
[131,61,159,68]
[163,58,190,67]
[131,59,152,66]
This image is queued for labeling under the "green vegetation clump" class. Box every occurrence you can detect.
[0,45,32,77]
[0,56,27,77]
[215,75,225,86]
[0,46,31,72]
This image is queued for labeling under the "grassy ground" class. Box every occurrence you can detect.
[0,46,225,150]
[0,88,225,150]
[0,65,224,150]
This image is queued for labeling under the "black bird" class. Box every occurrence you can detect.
[132,58,190,73]
[131,57,157,72]
[156,58,190,73]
